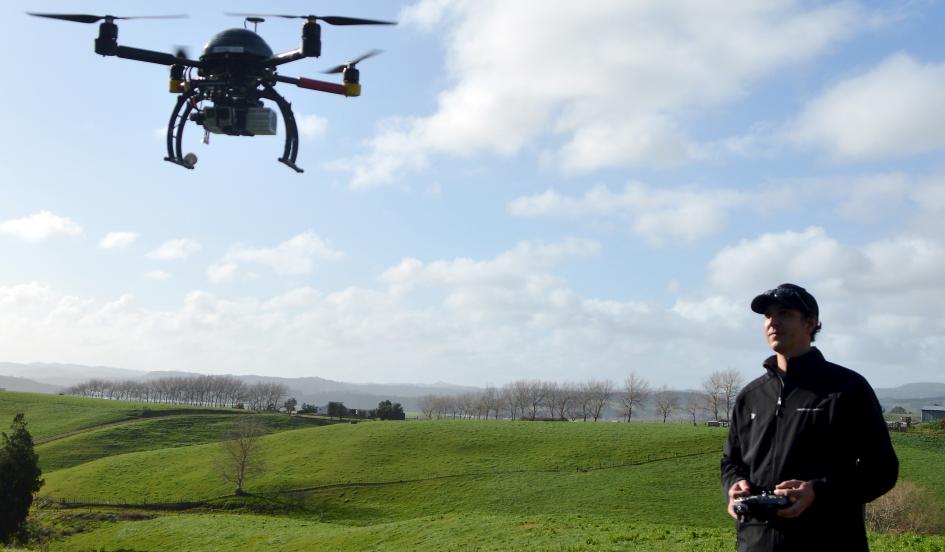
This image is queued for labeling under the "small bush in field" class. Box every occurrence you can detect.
[867,481,944,535]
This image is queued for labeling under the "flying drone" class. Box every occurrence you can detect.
[28,12,396,173]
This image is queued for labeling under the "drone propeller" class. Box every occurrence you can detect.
[323,49,383,74]
[225,12,396,26]
[27,13,188,24]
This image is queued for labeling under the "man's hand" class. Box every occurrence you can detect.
[727,479,752,520]
[774,479,816,518]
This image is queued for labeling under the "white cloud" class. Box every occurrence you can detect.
[336,0,866,186]
[144,270,171,281]
[0,282,56,307]
[0,211,82,241]
[297,114,328,139]
[787,54,945,159]
[211,231,344,280]
[99,231,138,250]
[3,230,945,387]
[206,262,238,284]
[707,226,867,292]
[147,239,201,261]
[508,183,743,245]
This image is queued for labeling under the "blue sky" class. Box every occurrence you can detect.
[2,1,944,389]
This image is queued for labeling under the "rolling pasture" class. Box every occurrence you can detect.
[2,391,944,551]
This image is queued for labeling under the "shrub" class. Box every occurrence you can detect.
[921,419,945,432]
[866,481,944,535]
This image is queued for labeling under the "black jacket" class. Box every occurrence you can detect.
[721,348,898,551]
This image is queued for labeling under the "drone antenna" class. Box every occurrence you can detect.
[244,16,265,32]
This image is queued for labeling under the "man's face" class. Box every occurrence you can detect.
[763,304,815,357]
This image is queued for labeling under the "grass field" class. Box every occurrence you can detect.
[0,391,220,440]
[35,413,327,472]
[3,392,944,551]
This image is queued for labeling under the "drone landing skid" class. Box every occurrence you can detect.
[279,158,304,173]
[261,84,304,173]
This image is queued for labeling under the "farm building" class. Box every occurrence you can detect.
[921,406,945,422]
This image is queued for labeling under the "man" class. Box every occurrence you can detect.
[721,283,898,551]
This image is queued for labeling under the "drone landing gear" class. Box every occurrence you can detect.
[261,84,304,173]
[162,85,305,173]
[164,88,200,169]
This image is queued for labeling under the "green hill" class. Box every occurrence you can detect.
[40,421,726,512]
[0,391,221,440]
[37,421,736,550]
[4,391,942,551]
[35,413,324,472]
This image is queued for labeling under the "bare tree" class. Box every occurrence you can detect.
[219,417,266,496]
[524,380,548,419]
[586,380,614,421]
[702,370,744,422]
[702,372,725,421]
[719,369,744,421]
[500,386,516,420]
[545,382,576,420]
[417,395,437,419]
[481,385,500,419]
[655,386,678,423]
[510,380,532,420]
[620,372,650,421]
[576,382,595,421]
[685,393,703,426]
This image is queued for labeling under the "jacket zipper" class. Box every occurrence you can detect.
[770,372,785,490]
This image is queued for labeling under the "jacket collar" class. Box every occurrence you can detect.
[763,347,824,381]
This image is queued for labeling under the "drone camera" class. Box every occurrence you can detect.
[200,106,277,136]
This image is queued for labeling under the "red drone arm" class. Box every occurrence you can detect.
[274,75,361,97]
[297,77,347,95]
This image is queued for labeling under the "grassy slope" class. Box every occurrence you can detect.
[36,414,324,472]
[40,422,725,508]
[30,420,945,551]
[41,421,737,551]
[0,391,218,440]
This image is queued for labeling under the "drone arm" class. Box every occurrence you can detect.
[274,75,359,97]
[115,45,200,67]
[266,49,308,68]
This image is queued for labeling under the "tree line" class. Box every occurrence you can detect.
[64,376,289,411]
[416,370,744,423]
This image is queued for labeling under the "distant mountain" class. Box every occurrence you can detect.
[874,382,945,400]
[208,374,481,411]
[0,374,62,394]
[0,362,479,411]
[0,362,146,387]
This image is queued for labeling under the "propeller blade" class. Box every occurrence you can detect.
[27,13,106,23]
[323,49,383,74]
[27,12,187,24]
[225,13,396,25]
[318,16,396,26]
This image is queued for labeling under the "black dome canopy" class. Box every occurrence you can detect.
[202,28,273,59]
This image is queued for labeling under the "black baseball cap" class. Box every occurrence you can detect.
[751,283,818,318]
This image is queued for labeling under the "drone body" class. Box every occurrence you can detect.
[29,12,394,173]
